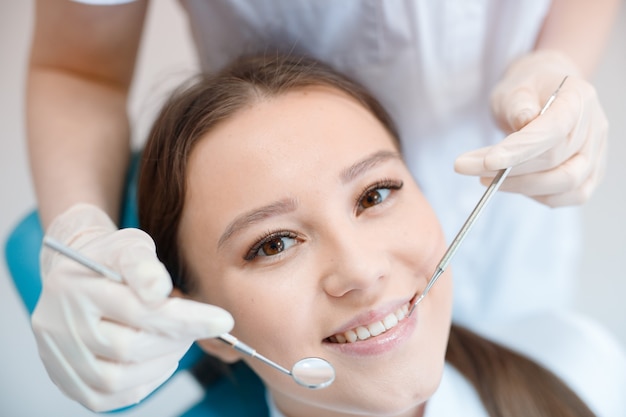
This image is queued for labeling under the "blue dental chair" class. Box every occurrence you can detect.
[3,155,268,416]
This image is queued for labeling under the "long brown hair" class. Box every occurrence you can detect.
[138,54,595,417]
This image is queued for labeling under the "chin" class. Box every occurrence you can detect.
[301,367,442,416]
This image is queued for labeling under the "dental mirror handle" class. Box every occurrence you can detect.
[43,236,124,282]
[217,333,291,375]
[409,75,568,315]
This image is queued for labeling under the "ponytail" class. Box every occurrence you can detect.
[446,324,595,417]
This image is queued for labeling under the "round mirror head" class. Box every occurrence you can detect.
[291,357,335,389]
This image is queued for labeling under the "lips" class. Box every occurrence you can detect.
[326,302,411,344]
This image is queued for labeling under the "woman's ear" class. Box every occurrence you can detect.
[170,287,242,364]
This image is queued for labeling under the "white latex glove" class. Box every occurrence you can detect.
[32,203,234,412]
[455,50,608,207]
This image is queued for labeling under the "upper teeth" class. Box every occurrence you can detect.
[328,303,410,344]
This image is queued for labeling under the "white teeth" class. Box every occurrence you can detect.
[382,313,398,329]
[356,326,370,340]
[345,329,358,343]
[328,302,411,344]
[368,321,385,337]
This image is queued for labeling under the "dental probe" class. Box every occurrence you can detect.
[43,236,336,389]
[408,76,569,316]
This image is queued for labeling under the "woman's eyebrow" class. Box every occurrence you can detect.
[218,198,299,249]
[340,150,402,184]
[217,151,399,249]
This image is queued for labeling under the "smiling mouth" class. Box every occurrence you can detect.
[325,302,411,344]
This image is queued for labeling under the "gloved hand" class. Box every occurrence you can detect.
[454,50,608,207]
[32,203,234,412]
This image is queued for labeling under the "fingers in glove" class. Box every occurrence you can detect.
[45,328,182,398]
[485,93,582,171]
[480,143,604,207]
[532,139,607,208]
[80,228,173,304]
[455,93,587,177]
[491,85,543,133]
[84,371,175,413]
[76,369,174,413]
[36,275,230,373]
[480,152,590,196]
[59,348,176,411]
[35,330,177,411]
[125,297,235,340]
[532,163,602,208]
[42,204,118,275]
[84,320,198,363]
[76,279,234,340]
[87,350,182,394]
[479,112,605,193]
[117,243,173,305]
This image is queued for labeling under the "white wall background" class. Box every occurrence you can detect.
[1,2,625,416]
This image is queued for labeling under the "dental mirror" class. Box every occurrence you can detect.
[219,333,335,389]
[43,237,336,390]
[291,357,336,389]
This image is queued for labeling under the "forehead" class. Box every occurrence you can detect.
[180,86,400,243]
[187,86,397,180]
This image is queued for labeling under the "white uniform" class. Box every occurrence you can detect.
[267,312,626,417]
[76,0,581,329]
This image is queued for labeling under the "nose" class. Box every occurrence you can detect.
[319,222,390,299]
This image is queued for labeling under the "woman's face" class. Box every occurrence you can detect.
[178,86,453,417]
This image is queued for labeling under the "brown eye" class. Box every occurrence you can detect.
[356,180,402,214]
[260,238,285,256]
[361,189,385,209]
[245,231,299,260]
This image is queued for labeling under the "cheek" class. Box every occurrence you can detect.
[393,199,446,270]
[218,279,319,393]
[200,268,310,355]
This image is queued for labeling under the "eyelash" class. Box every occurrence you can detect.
[355,178,404,213]
[243,178,404,261]
[244,230,298,261]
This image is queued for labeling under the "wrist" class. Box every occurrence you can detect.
[509,49,583,79]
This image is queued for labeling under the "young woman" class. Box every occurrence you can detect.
[137,54,624,417]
